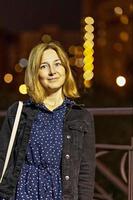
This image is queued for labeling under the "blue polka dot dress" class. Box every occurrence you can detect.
[0,98,75,200]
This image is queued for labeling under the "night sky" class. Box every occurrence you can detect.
[0,0,81,32]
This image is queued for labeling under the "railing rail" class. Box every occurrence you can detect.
[0,107,133,117]
[87,107,133,115]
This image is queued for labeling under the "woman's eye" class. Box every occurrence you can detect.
[55,63,62,67]
[40,64,48,69]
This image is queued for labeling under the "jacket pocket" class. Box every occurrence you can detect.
[68,122,85,150]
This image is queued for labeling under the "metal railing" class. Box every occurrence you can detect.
[87,107,133,200]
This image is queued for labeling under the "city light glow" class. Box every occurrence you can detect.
[83,40,94,49]
[19,58,28,68]
[15,64,23,73]
[19,84,27,94]
[83,63,94,71]
[120,31,129,42]
[83,48,94,57]
[84,32,94,41]
[83,56,94,64]
[116,76,126,87]
[120,15,129,24]
[4,73,13,83]
[84,24,94,32]
[83,70,94,80]
[84,79,92,88]
[114,7,123,15]
[83,16,95,87]
[84,17,94,24]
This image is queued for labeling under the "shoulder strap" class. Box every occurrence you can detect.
[0,101,23,183]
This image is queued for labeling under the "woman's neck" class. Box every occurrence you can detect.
[43,88,65,111]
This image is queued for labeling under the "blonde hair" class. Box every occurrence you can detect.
[25,41,80,103]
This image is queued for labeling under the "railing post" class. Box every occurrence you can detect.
[128,137,133,200]
[131,137,133,200]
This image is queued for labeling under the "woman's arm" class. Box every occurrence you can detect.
[78,111,96,200]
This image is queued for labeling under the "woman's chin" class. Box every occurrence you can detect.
[45,86,63,94]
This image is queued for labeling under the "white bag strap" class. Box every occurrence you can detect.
[0,101,23,183]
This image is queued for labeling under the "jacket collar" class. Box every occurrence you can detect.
[24,98,85,109]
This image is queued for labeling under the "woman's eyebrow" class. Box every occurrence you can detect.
[54,59,61,62]
[40,59,61,65]
[40,62,48,65]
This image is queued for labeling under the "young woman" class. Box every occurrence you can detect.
[0,39,95,200]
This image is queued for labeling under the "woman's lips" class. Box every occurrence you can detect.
[48,77,58,81]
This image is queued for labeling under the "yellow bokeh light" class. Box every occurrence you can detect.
[83,56,94,65]
[83,40,94,49]
[83,70,94,80]
[114,7,123,15]
[84,17,94,25]
[4,73,13,83]
[83,63,94,71]
[83,48,94,57]
[84,32,94,41]
[116,76,126,87]
[83,16,94,82]
[84,24,94,33]
[84,80,92,88]
[120,31,129,42]
[19,84,27,95]
[120,15,129,24]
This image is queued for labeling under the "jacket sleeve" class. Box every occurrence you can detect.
[0,102,18,178]
[78,110,96,200]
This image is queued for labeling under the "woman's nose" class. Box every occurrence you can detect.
[49,64,56,75]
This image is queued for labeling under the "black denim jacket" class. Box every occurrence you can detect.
[0,101,95,200]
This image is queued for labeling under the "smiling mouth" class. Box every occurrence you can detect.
[48,77,58,80]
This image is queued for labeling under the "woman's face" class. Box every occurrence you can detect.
[38,48,66,94]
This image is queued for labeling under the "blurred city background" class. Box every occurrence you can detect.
[0,0,133,199]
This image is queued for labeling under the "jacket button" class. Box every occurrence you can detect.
[65,175,70,180]
[65,154,70,159]
[67,135,71,139]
